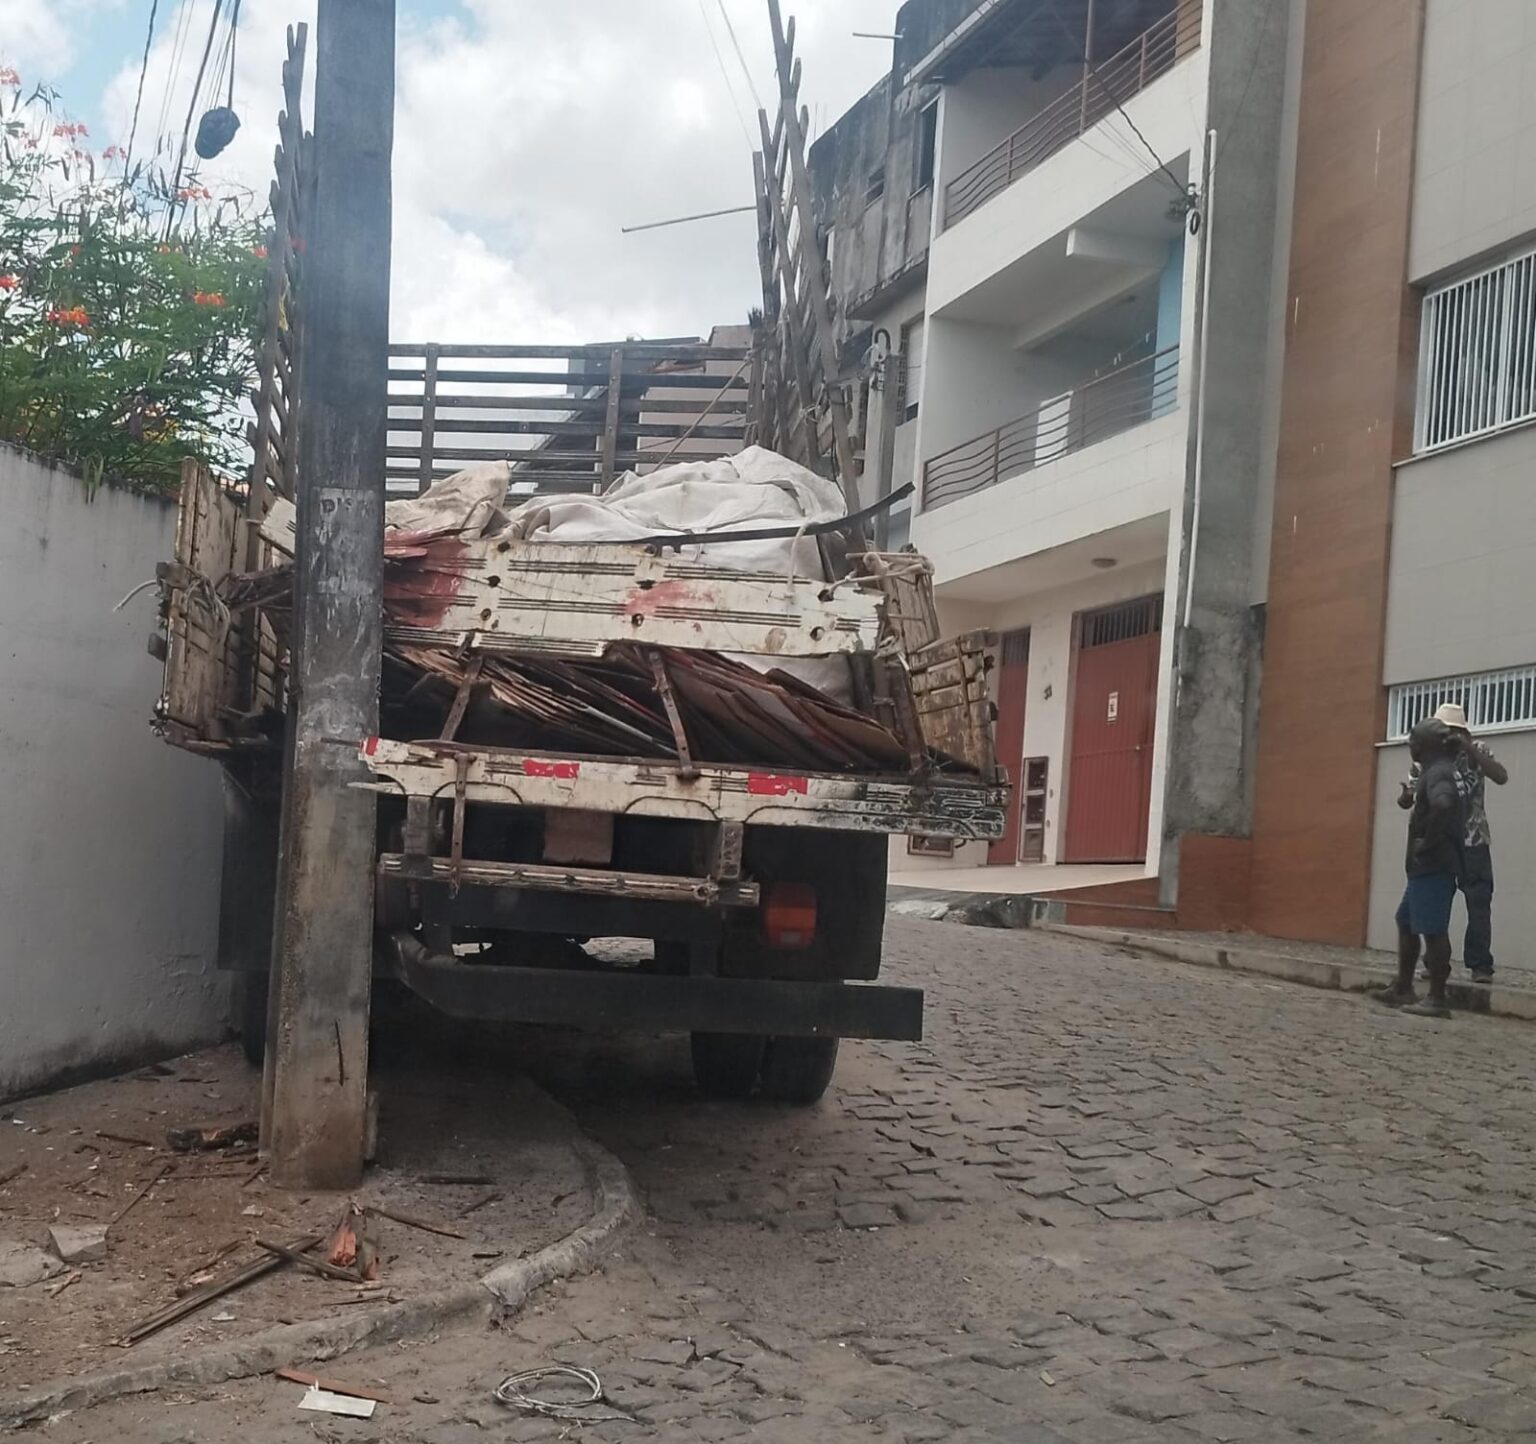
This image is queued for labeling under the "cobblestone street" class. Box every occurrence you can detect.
[66,917,1536,1442]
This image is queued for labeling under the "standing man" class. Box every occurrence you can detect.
[1400,703,1508,981]
[1437,702,1507,983]
[1382,717,1464,1018]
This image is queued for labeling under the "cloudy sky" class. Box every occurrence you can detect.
[4,0,900,343]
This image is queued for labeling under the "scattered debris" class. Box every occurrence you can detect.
[1040,1370,1056,1387]
[123,1232,323,1345]
[0,1240,65,1289]
[110,1161,174,1226]
[297,1385,377,1419]
[459,1190,501,1217]
[326,1205,361,1270]
[48,1224,108,1265]
[421,1173,495,1187]
[366,1203,465,1240]
[256,1238,364,1284]
[494,1365,630,1424]
[166,1120,259,1153]
[210,1311,236,1323]
[45,1271,81,1299]
[241,1204,264,1217]
[176,1240,243,1295]
[95,1131,156,1149]
[277,1368,393,1405]
[0,1163,27,1188]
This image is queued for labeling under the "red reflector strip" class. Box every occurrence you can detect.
[747,773,809,796]
[362,737,379,756]
[524,759,580,779]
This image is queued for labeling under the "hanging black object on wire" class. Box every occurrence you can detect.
[195,105,240,159]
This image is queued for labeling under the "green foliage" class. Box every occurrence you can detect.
[0,76,266,494]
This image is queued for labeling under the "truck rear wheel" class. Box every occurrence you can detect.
[690,1033,765,1099]
[760,1036,839,1104]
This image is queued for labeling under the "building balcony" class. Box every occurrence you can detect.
[941,0,1203,232]
[923,345,1180,512]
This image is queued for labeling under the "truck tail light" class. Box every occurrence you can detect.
[762,882,816,949]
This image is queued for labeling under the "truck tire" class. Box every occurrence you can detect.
[760,1036,839,1105]
[690,1033,765,1100]
[237,972,269,1069]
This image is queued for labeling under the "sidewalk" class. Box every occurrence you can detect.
[1046,923,1536,1022]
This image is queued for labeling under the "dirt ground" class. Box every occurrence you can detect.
[0,1010,589,1394]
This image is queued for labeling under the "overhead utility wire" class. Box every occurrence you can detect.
[1044,0,1191,205]
[123,0,161,178]
[715,0,766,113]
[153,0,198,155]
[167,0,226,226]
[696,0,755,149]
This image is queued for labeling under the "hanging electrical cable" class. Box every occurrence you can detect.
[697,0,755,151]
[153,0,199,159]
[166,0,227,227]
[122,0,161,180]
[196,0,242,159]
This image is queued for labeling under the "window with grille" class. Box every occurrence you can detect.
[1416,245,1536,451]
[897,317,924,423]
[1080,595,1163,649]
[1386,664,1536,741]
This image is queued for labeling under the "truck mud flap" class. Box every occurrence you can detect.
[391,950,923,1042]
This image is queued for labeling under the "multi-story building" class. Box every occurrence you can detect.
[811,0,1297,916]
[1264,0,1536,951]
[815,0,1536,957]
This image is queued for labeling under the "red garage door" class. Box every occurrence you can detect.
[1063,596,1162,863]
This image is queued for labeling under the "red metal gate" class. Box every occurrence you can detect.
[1063,596,1162,863]
[988,630,1029,865]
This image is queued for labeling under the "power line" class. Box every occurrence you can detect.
[1043,0,1190,204]
[696,0,754,149]
[153,0,199,154]
[123,0,161,178]
[167,0,226,224]
[715,0,765,114]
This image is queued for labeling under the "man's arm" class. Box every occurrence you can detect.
[1471,740,1509,785]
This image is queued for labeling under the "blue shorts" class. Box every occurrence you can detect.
[1396,873,1457,937]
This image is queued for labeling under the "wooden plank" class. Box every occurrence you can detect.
[387,342,752,362]
[385,367,750,390]
[395,393,750,414]
[598,345,624,488]
[391,417,746,442]
[417,341,439,496]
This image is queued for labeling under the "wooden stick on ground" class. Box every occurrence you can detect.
[366,1203,465,1240]
[256,1238,365,1283]
[276,1368,393,1404]
[0,1163,27,1188]
[110,1161,174,1227]
[123,1232,324,1346]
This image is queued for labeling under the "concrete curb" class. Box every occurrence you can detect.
[0,1133,639,1429]
[1048,923,1536,1023]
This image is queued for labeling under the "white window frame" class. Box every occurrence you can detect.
[1415,242,1536,453]
[1385,664,1536,741]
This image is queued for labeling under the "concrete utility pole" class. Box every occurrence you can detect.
[263,0,395,1189]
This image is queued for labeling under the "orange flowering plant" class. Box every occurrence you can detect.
[0,78,266,491]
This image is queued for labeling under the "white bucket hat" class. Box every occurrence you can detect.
[1433,702,1468,729]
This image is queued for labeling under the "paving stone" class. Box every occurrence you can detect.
[1181,1176,1256,1206]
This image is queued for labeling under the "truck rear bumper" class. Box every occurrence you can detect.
[387,945,923,1042]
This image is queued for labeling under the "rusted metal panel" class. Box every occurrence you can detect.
[159,461,242,744]
[380,538,883,659]
[909,631,996,778]
[378,854,760,907]
[356,738,1007,840]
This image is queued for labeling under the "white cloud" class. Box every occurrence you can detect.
[0,0,119,75]
[94,0,901,344]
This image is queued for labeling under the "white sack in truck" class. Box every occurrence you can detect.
[502,446,854,698]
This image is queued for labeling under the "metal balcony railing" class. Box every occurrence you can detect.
[941,0,1203,230]
[921,346,1180,511]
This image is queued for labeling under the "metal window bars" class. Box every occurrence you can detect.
[1416,244,1536,452]
[1386,664,1536,741]
[921,346,1179,511]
